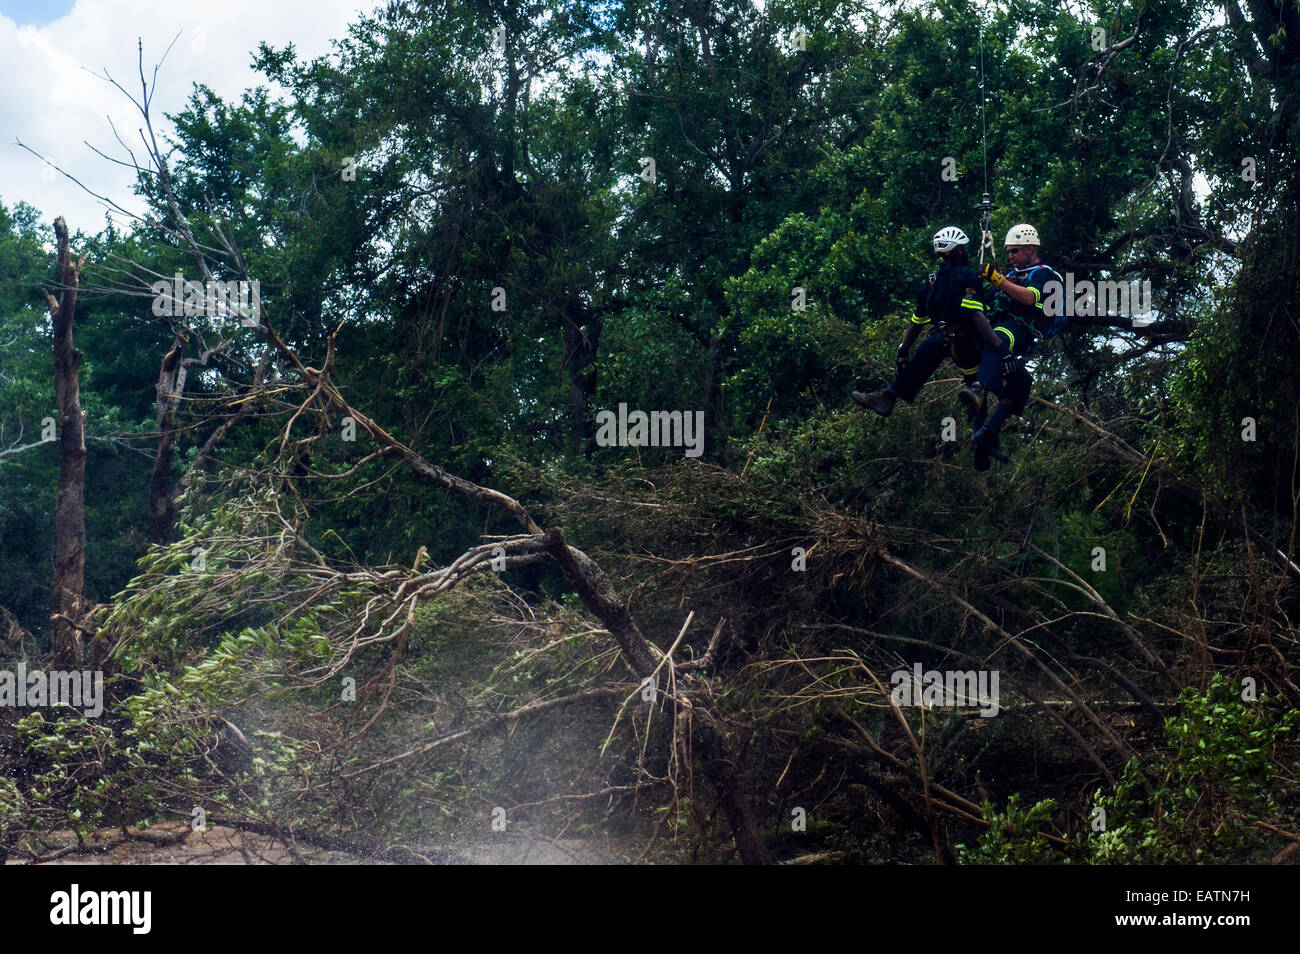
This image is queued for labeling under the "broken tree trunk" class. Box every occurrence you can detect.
[150,334,187,543]
[44,217,88,670]
[541,527,772,863]
[146,126,772,861]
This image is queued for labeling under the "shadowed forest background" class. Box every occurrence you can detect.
[1,0,1298,864]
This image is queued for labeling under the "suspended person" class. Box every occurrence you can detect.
[958,223,1064,468]
[852,227,1010,455]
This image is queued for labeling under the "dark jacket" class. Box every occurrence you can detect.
[912,261,987,338]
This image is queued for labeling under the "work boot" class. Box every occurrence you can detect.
[852,389,896,417]
[958,384,986,420]
[971,425,1010,464]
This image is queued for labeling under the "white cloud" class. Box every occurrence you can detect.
[0,0,378,235]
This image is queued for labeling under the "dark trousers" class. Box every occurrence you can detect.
[891,331,981,402]
[976,323,1034,414]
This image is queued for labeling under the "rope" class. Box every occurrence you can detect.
[979,12,988,200]
[975,5,996,265]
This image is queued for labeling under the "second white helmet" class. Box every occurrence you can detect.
[1005,223,1041,246]
[932,226,970,253]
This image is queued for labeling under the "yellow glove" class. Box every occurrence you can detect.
[980,262,1005,286]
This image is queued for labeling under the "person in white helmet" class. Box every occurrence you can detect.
[853,226,1007,436]
[956,223,1063,469]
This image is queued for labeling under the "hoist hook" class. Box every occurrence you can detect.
[974,192,998,265]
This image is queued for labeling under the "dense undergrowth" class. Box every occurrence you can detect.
[4,382,1296,863]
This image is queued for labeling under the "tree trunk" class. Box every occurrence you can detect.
[541,527,771,862]
[701,332,727,459]
[45,217,87,670]
[564,307,601,457]
[150,334,187,542]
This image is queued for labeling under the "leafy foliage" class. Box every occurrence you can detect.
[3,0,1300,863]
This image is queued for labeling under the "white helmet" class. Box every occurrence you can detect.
[1005,223,1041,247]
[932,226,970,253]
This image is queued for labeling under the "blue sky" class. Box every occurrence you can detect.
[0,1,77,26]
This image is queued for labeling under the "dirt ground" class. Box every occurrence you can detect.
[5,823,622,864]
